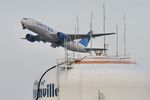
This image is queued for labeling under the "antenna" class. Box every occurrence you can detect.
[76,14,79,54]
[116,24,119,58]
[77,14,79,35]
[90,11,93,56]
[73,25,76,60]
[123,15,127,57]
[64,38,69,71]
[103,2,106,56]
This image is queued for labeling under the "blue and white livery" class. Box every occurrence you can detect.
[21,18,115,53]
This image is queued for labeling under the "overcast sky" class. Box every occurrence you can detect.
[0,0,150,100]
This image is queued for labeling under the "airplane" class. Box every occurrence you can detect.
[21,18,115,53]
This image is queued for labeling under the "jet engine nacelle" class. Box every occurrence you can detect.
[57,32,71,43]
[26,34,38,42]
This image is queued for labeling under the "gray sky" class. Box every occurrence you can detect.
[0,0,150,100]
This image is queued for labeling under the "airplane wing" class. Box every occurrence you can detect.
[67,32,115,40]
[85,48,107,51]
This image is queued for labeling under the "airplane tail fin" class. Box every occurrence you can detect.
[79,30,93,47]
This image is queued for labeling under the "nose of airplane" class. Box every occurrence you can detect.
[21,18,28,23]
[21,18,28,29]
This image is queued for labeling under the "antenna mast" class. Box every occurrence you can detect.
[77,14,79,55]
[123,15,127,57]
[103,2,106,55]
[73,25,76,60]
[90,11,93,56]
[116,24,119,58]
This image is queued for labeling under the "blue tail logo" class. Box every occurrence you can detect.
[79,30,93,47]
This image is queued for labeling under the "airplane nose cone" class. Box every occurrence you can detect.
[21,18,28,29]
[21,19,24,25]
[21,18,28,23]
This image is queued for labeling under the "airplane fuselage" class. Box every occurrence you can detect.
[21,18,87,52]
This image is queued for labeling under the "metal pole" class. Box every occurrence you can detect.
[116,24,119,58]
[90,11,93,56]
[123,15,127,58]
[103,2,106,56]
[73,26,76,60]
[77,14,79,55]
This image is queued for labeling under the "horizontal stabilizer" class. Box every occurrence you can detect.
[85,48,107,51]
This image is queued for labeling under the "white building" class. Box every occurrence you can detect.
[33,56,150,100]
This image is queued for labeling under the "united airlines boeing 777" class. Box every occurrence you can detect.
[21,18,115,53]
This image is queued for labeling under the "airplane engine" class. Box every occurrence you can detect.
[57,32,71,43]
[26,34,38,42]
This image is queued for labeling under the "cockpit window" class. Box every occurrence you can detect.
[23,18,28,20]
